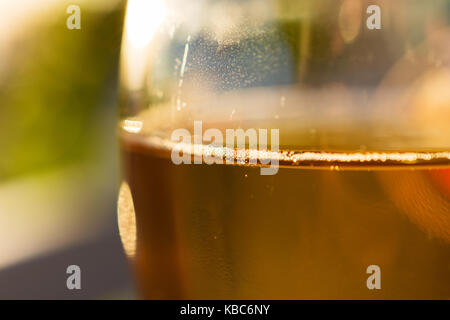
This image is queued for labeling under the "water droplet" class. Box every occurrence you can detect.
[280,96,286,107]
[230,109,236,120]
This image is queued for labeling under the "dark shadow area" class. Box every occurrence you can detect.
[0,229,135,299]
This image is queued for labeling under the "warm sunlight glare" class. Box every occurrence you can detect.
[125,0,167,49]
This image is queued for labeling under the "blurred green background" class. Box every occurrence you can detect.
[0,0,123,179]
[0,0,134,298]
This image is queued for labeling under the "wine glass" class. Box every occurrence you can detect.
[118,0,450,299]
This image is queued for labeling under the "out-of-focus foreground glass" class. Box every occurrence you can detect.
[0,0,124,285]
[118,0,450,299]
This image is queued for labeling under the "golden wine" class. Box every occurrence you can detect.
[119,128,450,299]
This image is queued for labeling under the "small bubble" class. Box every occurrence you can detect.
[280,96,286,107]
[155,90,164,99]
[230,109,236,120]
[244,174,248,178]
[168,25,176,39]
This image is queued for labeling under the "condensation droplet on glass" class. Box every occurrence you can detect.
[168,25,176,39]
[230,109,236,120]
[280,96,286,108]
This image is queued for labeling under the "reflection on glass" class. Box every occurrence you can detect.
[118,182,137,258]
